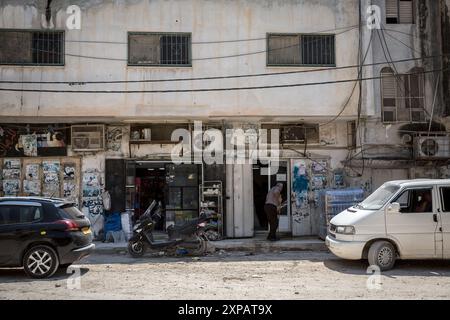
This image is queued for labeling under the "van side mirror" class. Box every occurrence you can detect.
[387,202,400,214]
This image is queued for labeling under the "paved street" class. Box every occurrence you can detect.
[1,251,450,300]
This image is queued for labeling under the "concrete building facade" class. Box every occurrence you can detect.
[0,0,448,239]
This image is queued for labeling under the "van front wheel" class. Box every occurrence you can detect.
[368,241,396,271]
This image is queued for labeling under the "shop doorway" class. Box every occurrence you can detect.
[252,160,291,233]
[125,161,201,230]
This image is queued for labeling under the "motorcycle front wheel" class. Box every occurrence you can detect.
[128,239,146,258]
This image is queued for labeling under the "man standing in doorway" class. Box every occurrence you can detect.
[264,183,283,241]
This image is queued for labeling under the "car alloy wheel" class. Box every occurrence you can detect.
[23,246,59,279]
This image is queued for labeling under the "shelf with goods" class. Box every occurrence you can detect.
[199,181,223,240]
[318,188,365,240]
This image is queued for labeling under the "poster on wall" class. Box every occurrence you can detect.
[82,170,103,216]
[0,126,67,157]
[63,163,76,180]
[2,168,20,179]
[23,180,41,196]
[3,179,20,195]
[291,159,311,236]
[25,164,40,180]
[42,160,61,197]
[20,134,38,157]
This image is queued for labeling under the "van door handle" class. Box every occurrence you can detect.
[433,214,438,223]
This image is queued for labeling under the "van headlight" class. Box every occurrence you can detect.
[335,226,355,235]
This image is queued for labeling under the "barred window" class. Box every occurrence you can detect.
[128,33,191,66]
[381,67,425,123]
[0,30,64,65]
[386,0,414,24]
[268,34,335,66]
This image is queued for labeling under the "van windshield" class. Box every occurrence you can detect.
[357,184,400,210]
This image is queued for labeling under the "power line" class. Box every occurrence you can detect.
[0,54,446,85]
[381,27,422,55]
[0,67,445,94]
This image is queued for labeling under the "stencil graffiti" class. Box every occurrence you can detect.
[106,126,123,152]
[63,163,76,180]
[82,170,103,216]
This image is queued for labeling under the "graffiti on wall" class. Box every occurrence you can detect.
[82,170,103,216]
[106,126,123,152]
[291,160,310,224]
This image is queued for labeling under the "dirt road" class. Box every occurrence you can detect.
[1,251,450,300]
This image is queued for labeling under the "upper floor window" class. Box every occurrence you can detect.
[386,0,414,24]
[0,30,64,66]
[267,34,335,66]
[381,67,425,123]
[128,32,191,66]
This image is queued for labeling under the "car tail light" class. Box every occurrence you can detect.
[55,219,80,231]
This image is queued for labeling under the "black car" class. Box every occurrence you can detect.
[0,197,95,278]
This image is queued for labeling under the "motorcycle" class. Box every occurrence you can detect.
[127,200,212,258]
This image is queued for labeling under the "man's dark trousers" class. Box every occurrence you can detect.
[264,203,278,239]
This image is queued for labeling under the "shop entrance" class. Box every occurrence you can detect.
[125,161,201,230]
[252,160,291,233]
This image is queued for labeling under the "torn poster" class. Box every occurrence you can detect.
[23,180,41,195]
[3,179,20,195]
[2,169,20,179]
[25,164,40,180]
[20,134,38,157]
[43,160,60,173]
[3,159,20,169]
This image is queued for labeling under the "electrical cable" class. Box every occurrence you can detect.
[1,54,444,85]
[0,67,445,94]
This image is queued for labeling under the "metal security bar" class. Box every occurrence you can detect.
[0,29,64,66]
[128,32,191,66]
[267,33,335,67]
[301,34,335,66]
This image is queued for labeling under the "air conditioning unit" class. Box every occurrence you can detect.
[71,125,105,151]
[414,135,450,159]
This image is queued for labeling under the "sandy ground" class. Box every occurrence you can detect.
[1,251,450,300]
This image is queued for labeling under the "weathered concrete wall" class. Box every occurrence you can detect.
[0,0,360,122]
[360,0,446,150]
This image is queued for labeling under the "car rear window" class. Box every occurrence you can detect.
[58,205,85,220]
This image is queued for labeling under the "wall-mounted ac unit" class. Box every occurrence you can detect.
[414,135,450,160]
[71,125,105,151]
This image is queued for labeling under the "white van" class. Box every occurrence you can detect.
[326,179,450,270]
